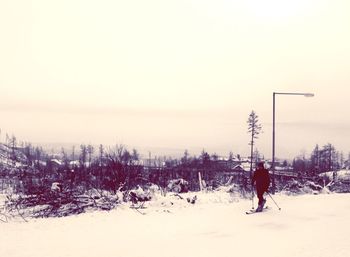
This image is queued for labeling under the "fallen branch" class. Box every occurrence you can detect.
[5,189,120,219]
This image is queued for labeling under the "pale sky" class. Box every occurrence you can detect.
[1,0,350,159]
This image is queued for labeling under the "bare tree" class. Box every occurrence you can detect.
[9,135,17,165]
[228,151,234,162]
[99,144,104,166]
[121,149,131,165]
[340,151,344,169]
[131,148,139,164]
[97,144,104,190]
[87,144,94,168]
[35,146,43,168]
[24,143,34,166]
[181,150,189,165]
[5,133,9,164]
[61,147,69,169]
[71,145,76,167]
[80,145,87,169]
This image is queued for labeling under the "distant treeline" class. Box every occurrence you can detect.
[0,134,349,195]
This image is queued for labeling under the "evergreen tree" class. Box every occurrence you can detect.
[247,111,262,173]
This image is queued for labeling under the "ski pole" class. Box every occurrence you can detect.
[267,192,281,210]
[251,176,255,209]
[251,181,255,209]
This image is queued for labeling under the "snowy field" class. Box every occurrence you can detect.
[1,192,350,257]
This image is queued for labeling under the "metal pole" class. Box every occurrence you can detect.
[271,91,313,194]
[272,92,276,194]
[250,129,254,209]
[267,192,281,210]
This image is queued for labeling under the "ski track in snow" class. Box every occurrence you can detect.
[1,193,350,257]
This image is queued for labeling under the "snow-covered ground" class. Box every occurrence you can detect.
[1,191,350,257]
[319,169,350,181]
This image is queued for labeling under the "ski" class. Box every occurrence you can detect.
[245,206,269,215]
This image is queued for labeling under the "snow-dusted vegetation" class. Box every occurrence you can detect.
[1,140,350,219]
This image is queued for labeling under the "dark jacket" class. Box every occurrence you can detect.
[252,167,270,192]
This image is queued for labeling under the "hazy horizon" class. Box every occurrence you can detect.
[1,0,350,159]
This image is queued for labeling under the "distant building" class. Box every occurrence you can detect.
[232,164,249,173]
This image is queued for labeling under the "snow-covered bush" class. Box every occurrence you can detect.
[51,182,63,192]
[215,184,252,201]
[167,179,189,193]
[327,181,350,193]
[127,186,152,204]
[281,179,324,195]
[304,181,323,191]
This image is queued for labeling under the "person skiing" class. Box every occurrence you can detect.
[252,161,270,212]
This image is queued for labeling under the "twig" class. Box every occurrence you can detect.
[0,213,9,223]
[131,205,146,215]
[174,193,183,200]
[15,203,28,222]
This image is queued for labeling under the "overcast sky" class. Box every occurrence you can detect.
[1,0,349,159]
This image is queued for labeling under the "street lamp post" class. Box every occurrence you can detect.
[271,92,314,193]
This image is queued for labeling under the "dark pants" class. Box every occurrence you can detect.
[257,188,266,206]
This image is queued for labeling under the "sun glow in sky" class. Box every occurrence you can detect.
[246,0,312,20]
[1,0,350,158]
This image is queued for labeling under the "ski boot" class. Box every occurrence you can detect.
[255,205,263,212]
[256,199,266,212]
